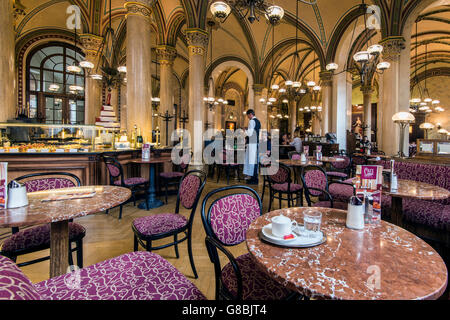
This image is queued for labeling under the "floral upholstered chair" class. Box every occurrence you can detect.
[267,163,303,211]
[201,185,297,300]
[132,170,207,279]
[0,252,205,300]
[301,165,354,210]
[103,156,149,218]
[326,155,351,181]
[0,172,85,269]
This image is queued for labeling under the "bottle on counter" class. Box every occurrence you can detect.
[390,159,398,192]
[136,128,143,149]
[131,125,137,149]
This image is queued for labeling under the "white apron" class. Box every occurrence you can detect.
[243,143,258,176]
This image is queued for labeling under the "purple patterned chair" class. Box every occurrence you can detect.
[216,150,241,185]
[288,151,302,183]
[103,156,149,218]
[259,154,272,203]
[159,152,191,204]
[201,185,297,300]
[301,165,354,210]
[132,170,207,279]
[0,172,85,269]
[326,155,351,181]
[0,251,205,300]
[267,163,303,211]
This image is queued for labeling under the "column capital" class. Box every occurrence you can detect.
[380,36,406,61]
[253,84,265,95]
[156,45,177,65]
[124,1,154,19]
[319,70,333,85]
[79,34,103,54]
[186,29,209,56]
[360,85,374,95]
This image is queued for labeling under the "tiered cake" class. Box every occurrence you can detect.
[95,105,120,128]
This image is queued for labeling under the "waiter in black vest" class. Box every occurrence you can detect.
[243,109,261,185]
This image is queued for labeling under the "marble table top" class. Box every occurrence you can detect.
[351,177,450,201]
[0,186,131,228]
[131,156,172,164]
[383,179,450,200]
[278,159,323,167]
[246,207,448,300]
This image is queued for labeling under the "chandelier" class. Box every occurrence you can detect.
[69,0,126,86]
[325,1,390,85]
[209,1,297,24]
[204,21,228,111]
[409,20,445,114]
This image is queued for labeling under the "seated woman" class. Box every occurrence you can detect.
[281,133,290,145]
[290,129,302,153]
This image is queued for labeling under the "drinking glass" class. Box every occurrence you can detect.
[303,209,322,237]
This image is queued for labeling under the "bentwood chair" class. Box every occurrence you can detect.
[0,251,206,300]
[350,153,367,177]
[159,152,191,204]
[132,170,207,279]
[259,153,271,203]
[0,172,85,269]
[201,185,297,300]
[216,149,241,185]
[301,165,354,210]
[267,163,303,211]
[287,151,302,182]
[103,156,149,218]
[326,155,351,182]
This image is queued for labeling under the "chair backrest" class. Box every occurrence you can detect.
[267,162,291,185]
[15,172,81,193]
[301,165,329,201]
[331,156,351,170]
[178,152,191,171]
[175,170,207,226]
[0,255,41,300]
[201,185,262,246]
[351,154,366,166]
[102,156,124,185]
[288,151,301,160]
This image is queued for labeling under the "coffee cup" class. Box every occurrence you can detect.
[271,215,298,238]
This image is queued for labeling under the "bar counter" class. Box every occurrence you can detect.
[0,148,171,186]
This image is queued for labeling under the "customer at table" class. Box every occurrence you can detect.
[281,133,289,145]
[359,135,372,153]
[290,129,302,153]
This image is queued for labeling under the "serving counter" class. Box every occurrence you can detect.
[0,148,173,186]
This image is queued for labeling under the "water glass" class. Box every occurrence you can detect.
[303,209,322,237]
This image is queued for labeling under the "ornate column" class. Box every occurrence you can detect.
[79,34,103,124]
[379,37,406,156]
[156,45,177,146]
[253,84,267,131]
[320,71,333,135]
[186,29,209,167]
[332,72,352,151]
[361,85,374,141]
[125,1,154,142]
[0,0,16,121]
[289,100,297,134]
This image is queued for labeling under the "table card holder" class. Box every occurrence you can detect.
[142,143,151,161]
[314,145,322,161]
[354,165,383,224]
[0,162,7,209]
[303,145,309,156]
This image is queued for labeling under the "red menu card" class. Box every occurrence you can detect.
[355,165,383,223]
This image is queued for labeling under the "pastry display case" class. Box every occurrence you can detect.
[0,123,122,153]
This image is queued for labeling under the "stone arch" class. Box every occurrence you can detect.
[208,59,255,109]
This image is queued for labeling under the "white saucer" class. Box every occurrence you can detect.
[261,224,298,242]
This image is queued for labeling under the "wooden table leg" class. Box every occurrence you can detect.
[50,220,69,278]
[391,196,403,228]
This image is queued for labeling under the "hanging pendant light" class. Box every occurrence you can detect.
[265,5,284,24]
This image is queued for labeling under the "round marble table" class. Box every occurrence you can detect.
[246,207,448,300]
[278,159,323,167]
[131,157,172,210]
[383,179,450,227]
[0,186,131,278]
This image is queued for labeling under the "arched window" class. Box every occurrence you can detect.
[26,42,85,124]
